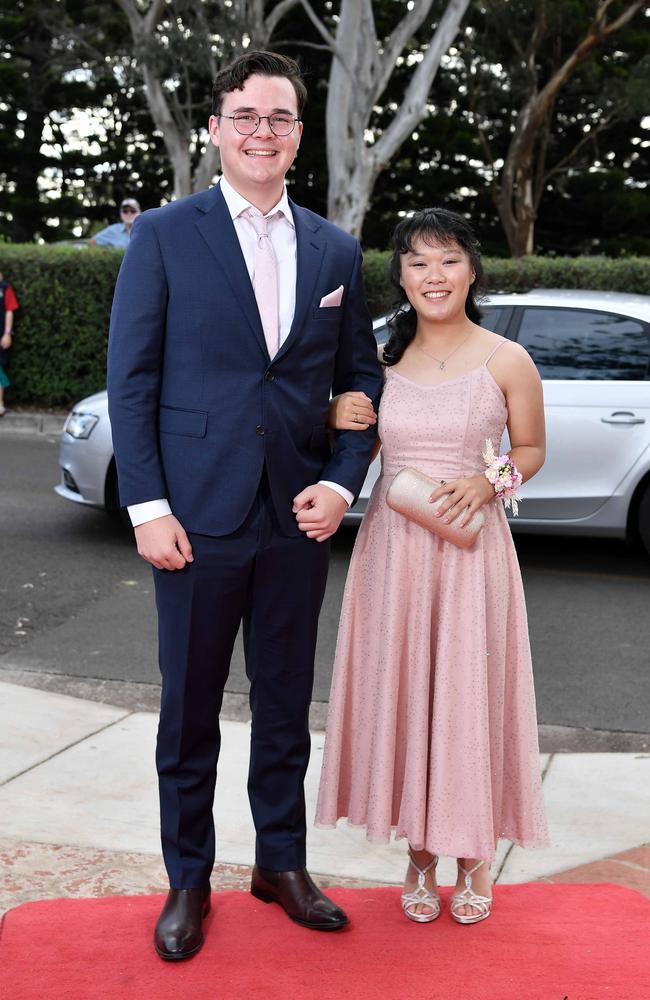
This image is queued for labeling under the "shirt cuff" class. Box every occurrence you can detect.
[318,481,354,507]
[128,499,172,526]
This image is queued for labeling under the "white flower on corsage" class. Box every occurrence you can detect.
[483,439,523,516]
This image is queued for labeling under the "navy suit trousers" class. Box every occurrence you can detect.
[153,473,330,887]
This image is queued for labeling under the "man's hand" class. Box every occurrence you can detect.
[0,332,12,350]
[134,514,194,570]
[293,484,348,542]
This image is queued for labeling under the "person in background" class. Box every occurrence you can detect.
[90,198,141,248]
[0,274,19,416]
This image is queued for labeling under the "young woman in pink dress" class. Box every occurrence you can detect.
[316,208,549,924]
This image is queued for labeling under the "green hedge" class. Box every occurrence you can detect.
[1,243,650,407]
[363,250,650,317]
[0,244,122,407]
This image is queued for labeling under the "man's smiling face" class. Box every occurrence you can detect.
[209,73,302,203]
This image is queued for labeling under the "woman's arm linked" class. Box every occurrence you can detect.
[328,390,382,463]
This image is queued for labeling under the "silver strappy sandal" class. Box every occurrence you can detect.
[450,860,492,925]
[401,851,441,923]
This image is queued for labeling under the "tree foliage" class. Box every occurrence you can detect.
[467,0,648,255]
[0,0,174,241]
[296,0,471,235]
[0,0,648,255]
[362,0,650,254]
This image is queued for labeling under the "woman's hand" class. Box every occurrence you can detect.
[428,474,494,527]
[327,391,377,431]
[0,332,12,350]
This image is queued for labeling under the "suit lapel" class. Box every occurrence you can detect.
[274,200,326,361]
[194,185,269,359]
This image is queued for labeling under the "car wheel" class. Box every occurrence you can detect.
[105,459,131,529]
[638,483,650,558]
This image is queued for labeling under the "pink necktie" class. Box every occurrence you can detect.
[246,209,280,358]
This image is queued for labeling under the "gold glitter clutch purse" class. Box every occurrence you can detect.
[386,467,485,550]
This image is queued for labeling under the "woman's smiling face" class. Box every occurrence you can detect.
[399,235,475,323]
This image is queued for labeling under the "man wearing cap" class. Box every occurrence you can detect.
[91,198,141,248]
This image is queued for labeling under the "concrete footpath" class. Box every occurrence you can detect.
[0,679,648,917]
[0,410,66,435]
[1,411,649,910]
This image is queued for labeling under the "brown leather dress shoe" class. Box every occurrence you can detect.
[154,884,212,960]
[251,866,349,930]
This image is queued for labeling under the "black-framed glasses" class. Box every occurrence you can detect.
[120,206,138,214]
[219,112,300,137]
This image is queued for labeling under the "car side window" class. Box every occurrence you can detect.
[479,307,502,332]
[374,324,389,347]
[516,307,650,380]
[374,308,506,344]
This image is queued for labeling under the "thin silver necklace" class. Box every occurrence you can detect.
[414,333,473,371]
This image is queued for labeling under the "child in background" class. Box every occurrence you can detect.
[0,274,19,416]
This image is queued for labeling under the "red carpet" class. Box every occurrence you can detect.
[1,885,648,1000]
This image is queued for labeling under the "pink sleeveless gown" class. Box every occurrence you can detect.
[315,340,549,860]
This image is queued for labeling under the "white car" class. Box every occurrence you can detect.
[55,289,650,555]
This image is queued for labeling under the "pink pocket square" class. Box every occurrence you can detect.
[319,285,344,308]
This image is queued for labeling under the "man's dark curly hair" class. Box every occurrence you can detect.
[212,50,307,118]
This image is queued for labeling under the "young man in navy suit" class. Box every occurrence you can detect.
[107,51,382,960]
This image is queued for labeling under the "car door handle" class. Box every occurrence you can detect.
[601,411,646,425]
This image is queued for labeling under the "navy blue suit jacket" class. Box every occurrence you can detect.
[107,184,383,537]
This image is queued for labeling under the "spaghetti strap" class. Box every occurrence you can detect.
[484,336,507,366]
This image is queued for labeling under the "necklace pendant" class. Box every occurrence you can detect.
[439,361,445,371]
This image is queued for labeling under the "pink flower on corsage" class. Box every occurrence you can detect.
[483,439,523,515]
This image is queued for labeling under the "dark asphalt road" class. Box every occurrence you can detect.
[2,432,649,738]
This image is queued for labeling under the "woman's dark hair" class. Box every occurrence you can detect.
[212,51,307,118]
[383,208,485,367]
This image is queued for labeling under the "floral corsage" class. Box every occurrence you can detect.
[483,439,522,515]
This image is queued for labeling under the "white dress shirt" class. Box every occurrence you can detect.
[128,177,353,527]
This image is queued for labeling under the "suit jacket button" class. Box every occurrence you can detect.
[264,371,275,382]
[256,425,266,435]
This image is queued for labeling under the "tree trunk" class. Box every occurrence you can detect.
[328,160,379,238]
[489,0,645,255]
[322,0,471,234]
[192,146,221,194]
[496,150,537,258]
[324,0,374,234]
[140,65,193,199]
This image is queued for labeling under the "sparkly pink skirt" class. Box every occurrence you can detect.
[315,476,549,860]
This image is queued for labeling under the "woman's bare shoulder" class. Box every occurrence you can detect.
[489,339,541,403]
[490,336,537,372]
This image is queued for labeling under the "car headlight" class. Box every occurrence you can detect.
[64,411,99,439]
